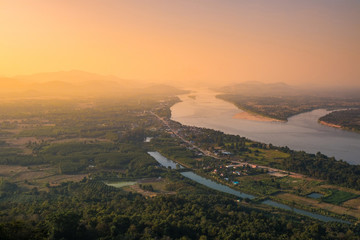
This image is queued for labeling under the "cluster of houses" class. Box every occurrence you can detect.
[208,162,266,184]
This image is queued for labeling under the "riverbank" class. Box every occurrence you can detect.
[171,91,360,164]
[233,111,283,122]
[319,120,342,129]
[319,120,360,134]
[318,109,360,134]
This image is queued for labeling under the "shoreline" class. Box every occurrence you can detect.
[319,120,342,129]
[319,120,360,134]
[232,111,284,122]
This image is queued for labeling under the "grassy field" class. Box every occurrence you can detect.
[322,189,358,205]
[0,164,88,191]
[246,148,290,167]
[232,173,325,197]
[122,178,176,197]
[139,179,168,192]
[233,174,281,195]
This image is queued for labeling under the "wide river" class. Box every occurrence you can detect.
[171,90,360,165]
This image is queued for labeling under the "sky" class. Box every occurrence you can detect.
[1,0,360,87]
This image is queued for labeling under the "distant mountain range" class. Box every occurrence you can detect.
[0,70,186,98]
[2,71,358,99]
[13,70,123,83]
[218,81,360,98]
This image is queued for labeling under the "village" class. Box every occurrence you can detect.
[150,111,304,184]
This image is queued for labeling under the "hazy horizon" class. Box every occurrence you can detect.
[3,69,360,90]
[1,1,360,88]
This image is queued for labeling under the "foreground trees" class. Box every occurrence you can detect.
[0,180,359,239]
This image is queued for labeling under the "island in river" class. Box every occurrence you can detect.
[217,94,360,121]
[233,111,283,122]
[319,109,360,133]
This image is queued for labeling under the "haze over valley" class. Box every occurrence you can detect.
[1,1,360,239]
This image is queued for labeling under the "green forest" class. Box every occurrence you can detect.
[1,178,359,240]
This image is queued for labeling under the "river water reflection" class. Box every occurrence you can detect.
[171,90,360,164]
[181,171,254,199]
[148,151,184,169]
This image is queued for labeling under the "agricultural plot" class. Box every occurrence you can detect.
[246,148,290,167]
[343,198,360,210]
[275,192,360,219]
[121,178,175,197]
[322,189,358,205]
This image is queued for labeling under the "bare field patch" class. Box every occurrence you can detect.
[233,111,282,122]
[0,165,30,177]
[6,136,38,145]
[343,198,360,210]
[0,164,87,190]
[4,137,38,154]
[2,136,54,153]
[0,164,57,183]
[126,185,158,197]
[12,171,56,183]
[268,172,288,177]
[123,178,175,197]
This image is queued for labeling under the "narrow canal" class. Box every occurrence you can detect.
[148,151,350,224]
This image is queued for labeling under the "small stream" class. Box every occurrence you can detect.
[181,171,254,199]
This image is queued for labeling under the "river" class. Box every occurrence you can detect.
[171,90,360,165]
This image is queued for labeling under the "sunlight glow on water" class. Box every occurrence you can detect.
[171,90,360,164]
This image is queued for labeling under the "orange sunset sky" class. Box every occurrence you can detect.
[1,0,359,87]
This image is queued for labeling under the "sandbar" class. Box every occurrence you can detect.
[319,120,342,129]
[232,111,283,122]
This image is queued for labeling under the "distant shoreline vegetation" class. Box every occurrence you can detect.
[216,94,360,122]
[319,109,360,133]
